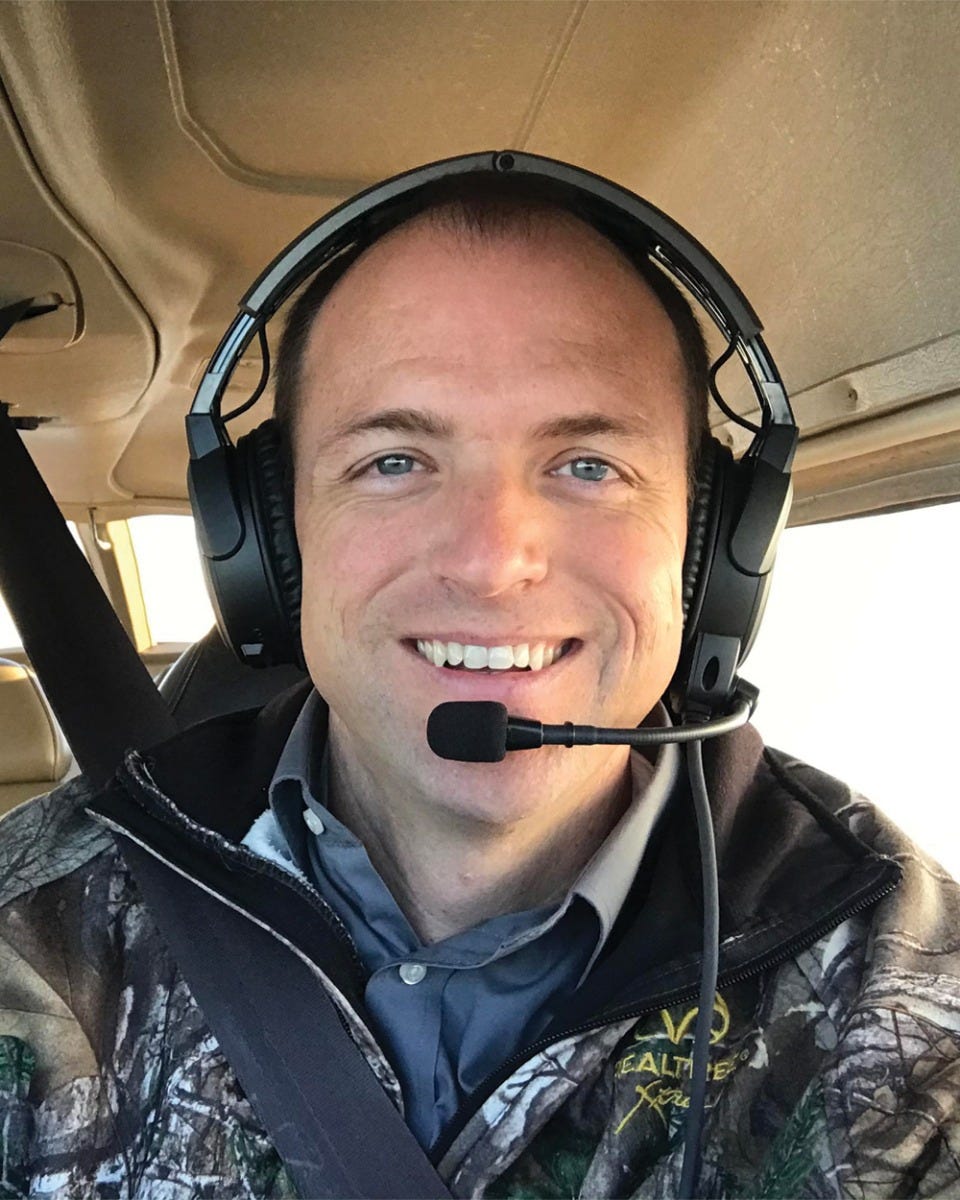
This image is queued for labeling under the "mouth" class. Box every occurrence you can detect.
[410,638,577,672]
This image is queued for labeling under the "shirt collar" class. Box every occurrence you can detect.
[570,711,679,975]
[271,690,326,798]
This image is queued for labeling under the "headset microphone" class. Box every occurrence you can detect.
[426,698,755,762]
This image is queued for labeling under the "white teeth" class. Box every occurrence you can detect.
[414,639,568,671]
[487,646,514,670]
[419,639,447,667]
[463,644,488,670]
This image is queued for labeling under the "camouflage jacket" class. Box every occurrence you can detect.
[1,688,959,1199]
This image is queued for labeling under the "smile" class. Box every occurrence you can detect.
[413,639,575,671]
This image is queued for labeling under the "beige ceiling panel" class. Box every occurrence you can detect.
[113,382,206,503]
[792,430,960,523]
[713,331,960,462]
[0,0,287,342]
[0,70,154,423]
[117,380,267,503]
[19,417,142,510]
[528,1,960,407]
[0,0,350,473]
[163,0,578,185]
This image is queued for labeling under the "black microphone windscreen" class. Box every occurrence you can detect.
[426,702,508,762]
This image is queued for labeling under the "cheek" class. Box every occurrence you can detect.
[586,533,685,722]
[590,524,685,647]
[297,502,417,638]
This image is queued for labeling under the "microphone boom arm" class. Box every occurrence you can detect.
[507,697,752,752]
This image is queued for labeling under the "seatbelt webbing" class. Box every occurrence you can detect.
[118,836,454,1199]
[0,403,178,784]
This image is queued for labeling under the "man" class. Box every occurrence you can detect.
[1,175,959,1199]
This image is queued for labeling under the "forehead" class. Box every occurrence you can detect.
[297,213,686,427]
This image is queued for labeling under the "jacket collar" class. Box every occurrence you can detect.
[89,683,901,1024]
[562,726,901,1027]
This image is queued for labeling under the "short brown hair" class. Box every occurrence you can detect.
[273,188,709,495]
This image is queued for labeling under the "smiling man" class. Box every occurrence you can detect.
[286,207,689,940]
[1,168,959,1200]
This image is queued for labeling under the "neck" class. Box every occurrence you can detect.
[326,734,634,944]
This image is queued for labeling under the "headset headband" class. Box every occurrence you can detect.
[188,150,793,459]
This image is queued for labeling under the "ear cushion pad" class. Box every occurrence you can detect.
[681,435,720,625]
[245,420,302,647]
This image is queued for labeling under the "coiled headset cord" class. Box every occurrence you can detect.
[678,734,720,1199]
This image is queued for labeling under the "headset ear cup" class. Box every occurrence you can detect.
[681,436,721,629]
[242,420,303,664]
[673,431,789,713]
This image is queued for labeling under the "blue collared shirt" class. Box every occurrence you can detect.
[243,692,678,1149]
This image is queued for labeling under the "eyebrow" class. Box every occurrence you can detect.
[529,412,654,441]
[326,406,654,447]
[327,407,456,445]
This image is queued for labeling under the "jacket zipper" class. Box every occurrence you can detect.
[219,847,368,986]
[91,764,369,991]
[430,865,900,1163]
[91,806,389,1073]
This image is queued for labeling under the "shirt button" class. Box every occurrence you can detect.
[303,809,325,836]
[398,963,427,985]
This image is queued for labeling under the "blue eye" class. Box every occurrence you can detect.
[375,454,415,476]
[558,457,612,482]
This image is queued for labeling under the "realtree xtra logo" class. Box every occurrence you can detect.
[614,994,739,1133]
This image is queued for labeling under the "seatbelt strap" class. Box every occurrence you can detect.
[0,402,178,785]
[116,835,454,1199]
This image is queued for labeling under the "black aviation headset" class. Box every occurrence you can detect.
[187,149,797,720]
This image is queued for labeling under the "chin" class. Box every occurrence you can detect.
[417,743,615,828]
[430,784,547,829]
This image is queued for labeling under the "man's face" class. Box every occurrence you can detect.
[293,216,689,825]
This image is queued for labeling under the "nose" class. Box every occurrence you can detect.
[429,471,549,598]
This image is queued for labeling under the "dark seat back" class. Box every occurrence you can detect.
[159,627,307,728]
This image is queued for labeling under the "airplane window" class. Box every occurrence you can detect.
[747,500,960,877]
[0,591,20,651]
[127,515,214,645]
[0,521,84,651]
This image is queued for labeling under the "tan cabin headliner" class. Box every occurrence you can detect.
[1,0,958,524]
